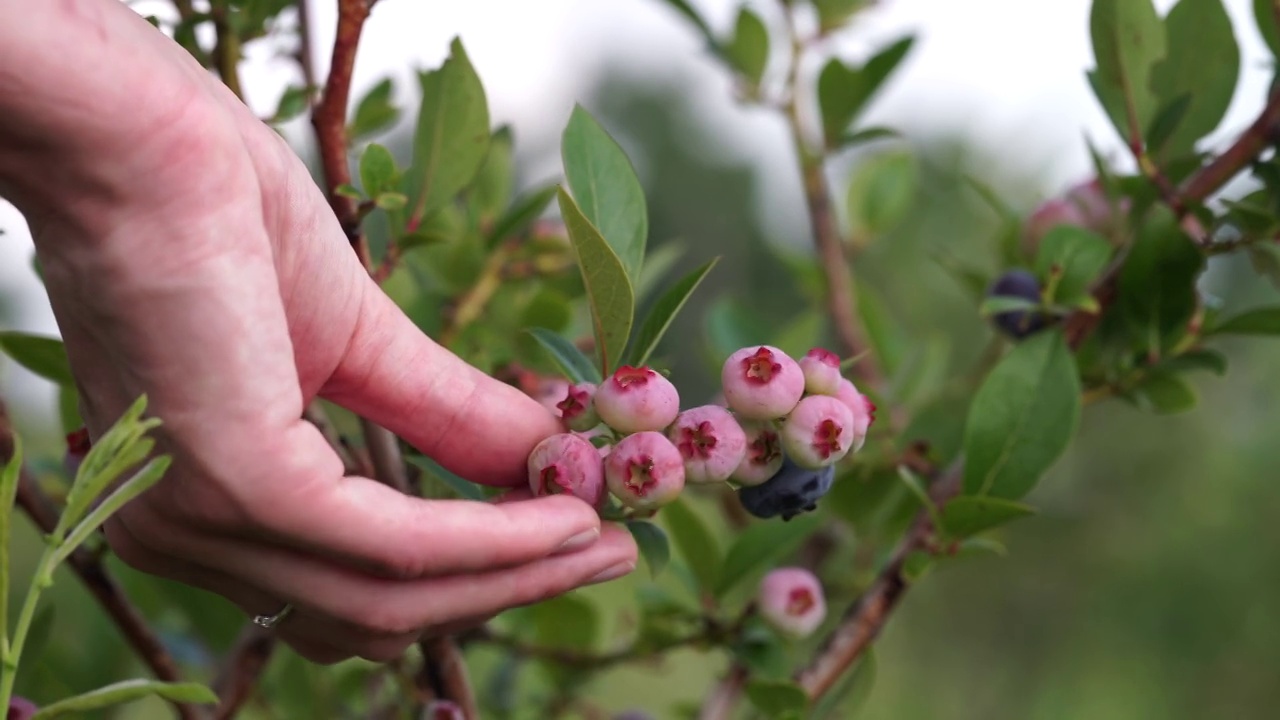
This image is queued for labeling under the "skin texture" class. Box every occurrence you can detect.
[0,0,636,664]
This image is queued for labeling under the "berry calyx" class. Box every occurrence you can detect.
[605,431,685,510]
[667,405,748,483]
[722,345,805,420]
[798,347,842,396]
[527,433,606,508]
[758,567,827,638]
[781,395,855,468]
[556,382,601,432]
[595,365,681,434]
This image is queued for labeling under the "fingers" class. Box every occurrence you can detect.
[319,278,562,487]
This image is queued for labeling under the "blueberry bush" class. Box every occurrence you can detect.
[6,0,1280,717]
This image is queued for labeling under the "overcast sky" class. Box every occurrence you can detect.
[1,0,1272,424]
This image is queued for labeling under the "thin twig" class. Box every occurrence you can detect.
[795,462,963,700]
[303,401,367,477]
[212,625,277,720]
[0,404,203,720]
[698,664,747,720]
[462,625,714,669]
[1181,82,1280,204]
[294,0,317,96]
[359,416,409,493]
[311,0,375,268]
[417,636,478,720]
[209,5,245,101]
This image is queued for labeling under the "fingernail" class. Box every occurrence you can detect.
[587,561,635,585]
[554,528,600,556]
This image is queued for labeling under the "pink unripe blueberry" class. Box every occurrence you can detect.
[8,696,38,720]
[423,701,464,720]
[835,379,875,452]
[527,433,605,508]
[722,346,806,420]
[604,431,685,510]
[758,567,827,638]
[556,382,600,432]
[782,395,855,468]
[731,420,785,486]
[798,347,842,396]
[667,405,748,483]
[594,365,680,433]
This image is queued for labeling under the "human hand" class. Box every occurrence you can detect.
[0,0,636,663]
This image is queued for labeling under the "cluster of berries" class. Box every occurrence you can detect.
[526,345,874,521]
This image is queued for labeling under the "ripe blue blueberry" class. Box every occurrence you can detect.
[987,269,1048,339]
[737,453,835,521]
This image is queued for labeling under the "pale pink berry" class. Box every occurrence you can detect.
[758,567,827,638]
[798,347,842,396]
[8,697,38,720]
[556,382,600,432]
[721,346,805,420]
[530,376,572,416]
[594,365,680,433]
[782,395,854,468]
[667,405,748,483]
[835,378,875,452]
[423,701,464,720]
[731,420,784,486]
[604,431,685,510]
[527,433,605,508]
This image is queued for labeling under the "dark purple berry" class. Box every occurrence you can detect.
[737,453,835,521]
[987,269,1049,339]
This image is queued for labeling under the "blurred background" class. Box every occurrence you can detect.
[5,0,1280,718]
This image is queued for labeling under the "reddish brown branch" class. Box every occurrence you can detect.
[417,636,479,719]
[212,625,277,720]
[0,403,202,720]
[795,462,963,701]
[1181,83,1280,204]
[311,0,374,267]
[698,664,747,720]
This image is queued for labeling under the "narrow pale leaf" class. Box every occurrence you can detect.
[625,258,718,367]
[659,497,722,595]
[524,327,602,385]
[0,332,74,385]
[556,188,635,376]
[486,183,558,248]
[405,455,486,501]
[55,456,172,566]
[30,680,217,718]
[939,496,1036,539]
[1207,306,1280,335]
[627,520,670,578]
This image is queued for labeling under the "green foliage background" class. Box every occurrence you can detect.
[5,5,1280,718]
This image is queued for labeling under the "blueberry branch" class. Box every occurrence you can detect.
[0,401,204,720]
[210,624,276,720]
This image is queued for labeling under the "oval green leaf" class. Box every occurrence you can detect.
[627,520,671,578]
[523,327,602,385]
[962,331,1082,499]
[939,496,1036,539]
[30,680,217,719]
[659,497,723,595]
[625,257,718,367]
[0,332,74,385]
[556,188,635,376]
[715,515,824,600]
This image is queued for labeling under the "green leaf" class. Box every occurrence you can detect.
[1134,369,1198,414]
[1150,0,1239,158]
[556,188,635,376]
[939,496,1036,539]
[561,105,648,285]
[524,327,602,385]
[470,126,515,226]
[744,679,809,717]
[655,0,718,48]
[856,283,905,377]
[625,258,718,367]
[1034,226,1113,305]
[486,183,558,248]
[715,515,823,600]
[30,679,217,718]
[375,192,407,211]
[0,332,74,385]
[404,38,490,222]
[963,331,1082,499]
[846,149,918,237]
[55,456,171,566]
[530,593,599,652]
[1256,0,1280,58]
[269,84,311,124]
[815,0,867,33]
[659,497,722,595]
[817,37,914,147]
[58,395,159,540]
[897,467,939,528]
[1,434,21,650]
[1162,348,1227,376]
[1207,306,1280,335]
[837,126,900,150]
[405,455,486,501]
[348,77,400,143]
[1117,210,1204,354]
[1144,94,1192,157]
[359,143,398,199]
[57,385,82,436]
[724,7,770,85]
[335,183,363,200]
[1088,0,1166,144]
[627,520,670,578]
[634,243,686,303]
